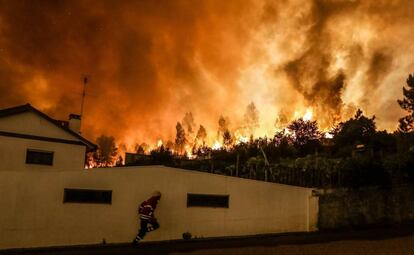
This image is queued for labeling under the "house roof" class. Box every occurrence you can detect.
[0,103,97,151]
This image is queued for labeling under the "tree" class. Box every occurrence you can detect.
[223,129,233,150]
[272,129,296,158]
[94,135,118,167]
[287,118,322,147]
[397,74,414,132]
[150,145,173,165]
[195,125,207,145]
[175,122,186,155]
[165,140,175,151]
[244,102,259,136]
[332,109,376,150]
[275,111,289,130]
[217,115,229,139]
[135,143,145,154]
[182,112,195,134]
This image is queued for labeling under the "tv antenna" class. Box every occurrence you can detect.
[80,75,90,117]
[80,74,90,133]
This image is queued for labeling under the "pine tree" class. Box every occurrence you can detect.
[175,122,187,155]
[195,125,207,145]
[244,102,259,136]
[397,74,414,132]
[223,129,233,150]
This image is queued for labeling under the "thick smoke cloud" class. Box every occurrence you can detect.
[0,0,413,149]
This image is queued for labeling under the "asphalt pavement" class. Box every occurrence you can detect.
[2,223,414,255]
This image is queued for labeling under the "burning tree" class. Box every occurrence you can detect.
[175,122,187,155]
[93,135,118,167]
[244,102,259,136]
[398,74,414,133]
[275,111,289,130]
[182,112,196,136]
[195,125,207,145]
[223,129,233,150]
[135,143,148,154]
[217,115,229,139]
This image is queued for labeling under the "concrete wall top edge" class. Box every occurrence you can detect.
[1,165,316,192]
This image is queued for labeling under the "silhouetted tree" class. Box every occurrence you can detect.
[195,125,207,145]
[331,109,376,155]
[223,129,233,150]
[272,130,296,158]
[397,74,414,132]
[275,111,289,130]
[165,140,174,151]
[175,122,186,155]
[244,102,259,136]
[182,112,195,134]
[135,144,145,154]
[135,143,149,154]
[287,118,321,148]
[150,145,173,165]
[94,135,118,167]
[217,115,229,140]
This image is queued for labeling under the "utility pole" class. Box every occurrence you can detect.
[79,75,89,133]
[260,147,270,182]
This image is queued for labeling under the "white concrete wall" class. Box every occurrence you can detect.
[0,166,318,249]
[0,136,86,171]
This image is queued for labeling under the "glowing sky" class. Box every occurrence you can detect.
[0,0,412,149]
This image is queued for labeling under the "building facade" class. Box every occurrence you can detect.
[0,104,96,172]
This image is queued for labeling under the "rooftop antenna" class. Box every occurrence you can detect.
[80,74,90,132]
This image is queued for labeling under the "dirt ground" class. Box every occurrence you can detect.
[2,224,414,255]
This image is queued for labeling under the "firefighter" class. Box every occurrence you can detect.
[133,191,162,245]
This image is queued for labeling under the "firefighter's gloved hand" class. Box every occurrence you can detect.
[147,223,154,232]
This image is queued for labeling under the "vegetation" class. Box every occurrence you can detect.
[92,74,414,189]
[91,135,118,167]
[398,74,414,132]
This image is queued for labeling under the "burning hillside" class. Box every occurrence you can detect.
[0,0,413,153]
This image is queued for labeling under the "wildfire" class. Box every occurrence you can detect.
[157,139,163,147]
[212,140,222,150]
[236,135,249,144]
[184,145,196,159]
[303,108,313,121]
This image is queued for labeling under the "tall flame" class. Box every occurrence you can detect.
[212,140,222,150]
[303,108,313,121]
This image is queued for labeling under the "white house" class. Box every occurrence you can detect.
[0,104,318,250]
[0,104,96,171]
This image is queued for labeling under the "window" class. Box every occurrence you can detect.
[63,188,112,204]
[26,149,54,165]
[187,193,229,208]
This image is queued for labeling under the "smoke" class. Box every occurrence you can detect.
[0,0,413,149]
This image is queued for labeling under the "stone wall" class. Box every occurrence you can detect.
[318,185,414,230]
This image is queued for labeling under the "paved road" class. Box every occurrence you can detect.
[3,224,414,255]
